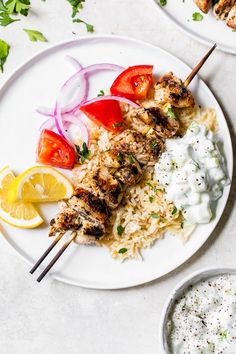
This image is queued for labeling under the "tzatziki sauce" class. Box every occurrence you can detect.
[154,122,228,224]
[167,274,236,354]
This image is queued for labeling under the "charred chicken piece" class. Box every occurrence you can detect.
[214,0,235,19]
[111,129,164,166]
[195,0,212,13]
[226,3,236,28]
[154,72,195,108]
[80,166,123,209]
[146,107,179,138]
[49,188,110,242]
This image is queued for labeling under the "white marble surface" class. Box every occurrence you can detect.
[0,1,235,353]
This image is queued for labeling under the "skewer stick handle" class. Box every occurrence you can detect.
[30,232,65,274]
[184,43,217,87]
[36,232,77,283]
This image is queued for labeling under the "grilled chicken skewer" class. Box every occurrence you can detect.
[32,46,216,280]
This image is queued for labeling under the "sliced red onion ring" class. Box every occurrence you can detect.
[39,117,55,131]
[80,95,140,109]
[64,114,89,145]
[61,63,124,114]
[36,106,54,117]
[40,113,89,146]
[65,55,83,71]
[54,102,72,145]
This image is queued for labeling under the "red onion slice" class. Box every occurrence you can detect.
[65,55,83,71]
[61,63,124,114]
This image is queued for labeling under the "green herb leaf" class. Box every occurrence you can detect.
[67,0,85,18]
[73,18,94,32]
[0,0,6,11]
[75,142,90,164]
[149,196,155,203]
[0,39,10,72]
[159,0,167,6]
[23,29,47,42]
[219,329,228,341]
[127,153,135,164]
[97,89,105,97]
[172,206,177,215]
[151,213,159,219]
[112,121,123,129]
[118,248,127,254]
[192,12,203,21]
[167,107,176,119]
[5,0,30,16]
[117,225,125,236]
[0,11,19,26]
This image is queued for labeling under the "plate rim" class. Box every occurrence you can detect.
[0,35,233,289]
[153,1,236,55]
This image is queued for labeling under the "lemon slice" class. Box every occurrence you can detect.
[8,166,74,203]
[0,166,43,228]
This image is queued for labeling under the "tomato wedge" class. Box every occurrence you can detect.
[110,65,154,101]
[37,129,75,170]
[80,99,123,132]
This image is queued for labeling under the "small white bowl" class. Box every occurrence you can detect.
[159,266,236,354]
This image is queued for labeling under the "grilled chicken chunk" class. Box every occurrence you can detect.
[111,129,164,166]
[49,188,110,240]
[226,3,236,28]
[154,72,195,108]
[147,107,179,138]
[79,167,123,209]
[214,0,235,19]
[195,0,212,13]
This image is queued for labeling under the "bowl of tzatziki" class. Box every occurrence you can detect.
[160,267,236,354]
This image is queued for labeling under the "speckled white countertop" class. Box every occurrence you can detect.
[0,1,235,353]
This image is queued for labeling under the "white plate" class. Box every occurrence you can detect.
[0,36,232,289]
[154,1,236,54]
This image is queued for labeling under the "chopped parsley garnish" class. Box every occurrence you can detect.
[73,18,94,32]
[0,0,20,26]
[192,12,203,21]
[117,225,125,236]
[97,89,105,97]
[219,329,228,341]
[23,28,47,42]
[150,141,158,149]
[5,0,31,16]
[172,206,177,215]
[151,213,159,219]
[67,0,85,18]
[159,0,167,6]
[67,1,94,32]
[128,153,135,164]
[75,142,90,163]
[149,196,155,203]
[0,39,10,72]
[117,152,124,164]
[118,248,127,254]
[112,121,123,129]
[167,107,176,119]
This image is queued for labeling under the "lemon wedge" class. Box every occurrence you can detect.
[8,166,73,203]
[0,166,43,228]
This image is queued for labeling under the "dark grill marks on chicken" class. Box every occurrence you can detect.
[111,129,164,166]
[154,72,195,108]
[214,0,235,19]
[147,107,179,138]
